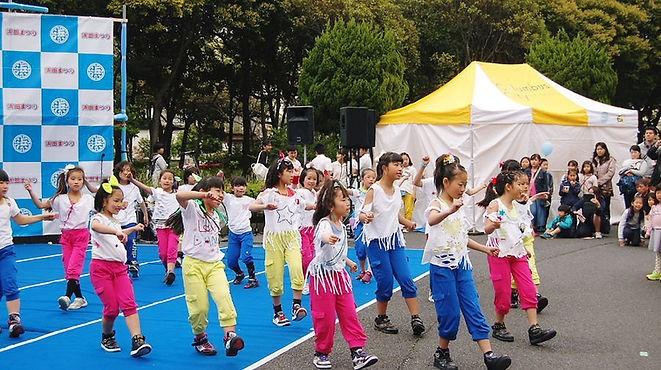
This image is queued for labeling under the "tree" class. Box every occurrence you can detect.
[298,19,408,132]
[526,30,617,103]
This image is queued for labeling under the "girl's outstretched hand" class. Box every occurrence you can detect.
[42,212,57,221]
[116,231,127,243]
[346,259,358,272]
[328,235,340,244]
[265,203,278,210]
[23,180,33,192]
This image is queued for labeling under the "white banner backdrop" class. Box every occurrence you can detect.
[0,12,114,237]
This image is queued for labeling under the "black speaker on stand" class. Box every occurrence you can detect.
[286,106,314,163]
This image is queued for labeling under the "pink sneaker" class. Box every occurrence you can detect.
[361,271,373,284]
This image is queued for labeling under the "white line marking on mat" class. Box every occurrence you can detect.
[16,249,92,263]
[1,269,267,353]
[243,270,431,370]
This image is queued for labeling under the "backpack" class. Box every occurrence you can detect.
[617,175,639,196]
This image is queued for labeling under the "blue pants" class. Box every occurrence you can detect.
[430,264,490,341]
[354,223,367,261]
[122,223,138,264]
[531,199,549,232]
[366,238,417,302]
[226,231,254,274]
[0,246,19,302]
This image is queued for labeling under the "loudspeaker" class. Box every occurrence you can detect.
[340,107,373,148]
[366,109,376,148]
[286,106,314,145]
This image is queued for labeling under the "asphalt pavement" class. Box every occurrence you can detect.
[260,232,660,370]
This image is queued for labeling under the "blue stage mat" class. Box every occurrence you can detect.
[0,243,428,369]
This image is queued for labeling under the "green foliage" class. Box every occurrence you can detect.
[526,30,617,103]
[298,19,408,132]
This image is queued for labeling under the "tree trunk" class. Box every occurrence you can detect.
[179,115,192,168]
[150,104,163,151]
[227,89,235,155]
[162,106,177,161]
[241,59,252,166]
[260,89,267,140]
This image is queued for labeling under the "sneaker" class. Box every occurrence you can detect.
[164,271,176,286]
[273,311,291,327]
[411,315,425,337]
[536,293,549,314]
[130,334,152,357]
[483,351,512,370]
[292,304,308,321]
[67,297,88,310]
[302,282,310,295]
[528,324,557,345]
[128,262,140,279]
[510,290,519,309]
[491,322,514,342]
[101,331,121,352]
[595,232,603,239]
[433,348,458,370]
[541,233,554,239]
[646,271,661,281]
[192,333,217,356]
[352,348,378,369]
[58,296,71,311]
[428,289,434,303]
[313,353,332,369]
[360,271,373,284]
[224,331,245,356]
[244,278,259,289]
[356,271,366,281]
[8,314,24,338]
[374,315,399,334]
[233,273,246,285]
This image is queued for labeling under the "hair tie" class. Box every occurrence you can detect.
[63,164,75,173]
[498,161,504,168]
[101,175,119,193]
[192,173,202,182]
[442,154,455,165]
[491,176,497,186]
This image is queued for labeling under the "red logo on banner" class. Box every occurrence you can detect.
[45,140,76,147]
[81,32,111,40]
[82,104,112,112]
[6,28,38,36]
[9,177,38,184]
[45,67,76,75]
[7,103,39,110]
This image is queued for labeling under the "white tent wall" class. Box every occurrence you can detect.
[376,121,638,231]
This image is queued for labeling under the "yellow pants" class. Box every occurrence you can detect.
[182,256,237,334]
[402,193,415,221]
[264,230,304,296]
[512,235,540,288]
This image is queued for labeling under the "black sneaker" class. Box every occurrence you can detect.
[484,351,512,370]
[374,315,398,334]
[351,348,378,369]
[411,315,425,337]
[130,334,152,357]
[528,324,556,345]
[536,293,549,313]
[175,251,184,268]
[224,331,245,356]
[128,261,140,279]
[433,348,458,370]
[491,322,514,342]
[244,278,259,289]
[164,271,176,286]
[292,304,308,321]
[101,330,121,352]
[8,313,24,338]
[233,273,246,285]
[510,290,519,309]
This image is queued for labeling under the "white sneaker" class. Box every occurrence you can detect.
[595,232,603,239]
[428,289,434,303]
[68,297,88,310]
[58,296,71,311]
[302,282,310,296]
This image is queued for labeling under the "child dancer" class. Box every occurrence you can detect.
[481,171,557,345]
[618,195,645,247]
[25,165,94,310]
[250,159,310,326]
[177,167,201,267]
[350,168,376,283]
[177,176,245,356]
[1,169,55,337]
[646,188,661,281]
[90,177,151,357]
[359,152,424,336]
[424,155,511,370]
[308,180,378,370]
[297,168,319,295]
[396,152,417,223]
[224,176,259,289]
[130,170,180,285]
[115,161,149,279]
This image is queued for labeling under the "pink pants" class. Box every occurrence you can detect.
[310,274,367,354]
[157,228,179,265]
[90,259,138,319]
[487,255,537,315]
[61,229,90,280]
[300,227,315,276]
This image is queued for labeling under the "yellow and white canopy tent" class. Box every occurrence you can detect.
[376,61,638,229]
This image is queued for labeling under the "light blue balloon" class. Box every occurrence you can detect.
[541,141,553,156]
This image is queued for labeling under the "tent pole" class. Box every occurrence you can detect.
[469,120,477,233]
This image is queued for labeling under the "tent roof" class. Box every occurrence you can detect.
[379,62,637,126]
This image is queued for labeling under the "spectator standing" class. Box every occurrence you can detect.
[150,143,168,187]
[593,142,617,232]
